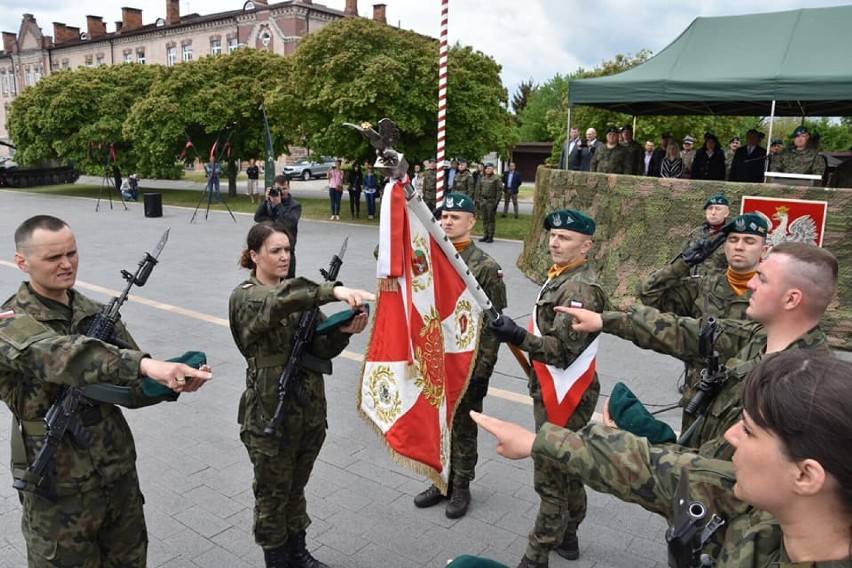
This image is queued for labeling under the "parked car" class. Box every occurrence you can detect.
[284,156,337,181]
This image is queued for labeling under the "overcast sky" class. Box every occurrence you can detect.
[3,0,850,96]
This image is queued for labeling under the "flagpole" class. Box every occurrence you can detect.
[435,0,449,206]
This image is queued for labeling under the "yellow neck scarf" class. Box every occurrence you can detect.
[548,257,586,280]
[726,267,755,296]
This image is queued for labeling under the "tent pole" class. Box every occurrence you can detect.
[565,105,572,140]
[764,100,777,181]
[632,115,637,135]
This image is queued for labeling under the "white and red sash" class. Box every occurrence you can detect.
[529,288,599,425]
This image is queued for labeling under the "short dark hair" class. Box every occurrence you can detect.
[771,241,838,315]
[743,351,852,516]
[14,215,69,250]
[273,174,288,186]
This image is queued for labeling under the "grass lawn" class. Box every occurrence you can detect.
[16,184,532,241]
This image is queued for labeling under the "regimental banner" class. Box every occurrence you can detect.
[360,179,482,491]
[741,196,828,247]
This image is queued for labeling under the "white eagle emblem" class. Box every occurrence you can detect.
[754,206,818,247]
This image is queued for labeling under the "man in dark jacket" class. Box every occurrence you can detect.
[254,175,302,277]
[728,129,767,183]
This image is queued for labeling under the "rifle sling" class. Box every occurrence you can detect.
[247,352,332,375]
[79,384,134,406]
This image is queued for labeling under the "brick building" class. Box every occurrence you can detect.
[0,0,388,156]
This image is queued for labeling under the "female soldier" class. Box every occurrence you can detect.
[472,351,852,566]
[229,222,373,568]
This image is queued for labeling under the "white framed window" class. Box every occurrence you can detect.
[210,39,222,56]
[167,46,177,66]
[96,55,105,66]
[85,55,94,67]
[34,67,41,82]
[1,74,8,96]
[124,51,133,63]
[182,44,193,62]
[51,63,60,72]
[227,37,239,53]
[136,49,146,64]
[25,67,33,86]
[62,59,70,70]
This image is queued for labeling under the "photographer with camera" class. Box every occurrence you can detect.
[255,175,301,278]
[557,241,836,460]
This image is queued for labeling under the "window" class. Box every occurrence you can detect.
[167,46,177,66]
[25,67,33,86]
[62,59,70,70]
[34,67,41,82]
[1,73,8,96]
[182,44,193,62]
[210,39,222,56]
[96,54,105,66]
[124,50,133,64]
[9,72,16,94]
[85,55,94,67]
[51,63,60,72]
[227,37,239,53]
[136,49,146,64]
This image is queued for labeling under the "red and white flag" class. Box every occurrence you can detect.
[360,178,482,491]
[528,297,599,426]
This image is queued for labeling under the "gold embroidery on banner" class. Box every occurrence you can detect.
[410,234,432,292]
[414,307,446,408]
[366,365,402,425]
[454,299,476,349]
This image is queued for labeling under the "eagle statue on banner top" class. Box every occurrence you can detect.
[343,118,408,179]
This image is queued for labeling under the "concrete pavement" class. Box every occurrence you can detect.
[0,189,680,567]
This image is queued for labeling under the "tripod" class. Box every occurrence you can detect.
[95,162,128,212]
[190,160,237,223]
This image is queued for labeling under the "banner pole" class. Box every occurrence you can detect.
[435,0,449,206]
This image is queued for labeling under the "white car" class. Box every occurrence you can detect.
[284,157,337,181]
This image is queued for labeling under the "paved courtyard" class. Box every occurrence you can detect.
[0,189,683,567]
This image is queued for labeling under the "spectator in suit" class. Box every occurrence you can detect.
[560,127,583,171]
[642,141,655,175]
[691,132,726,180]
[647,133,672,177]
[580,128,602,172]
[729,129,767,183]
[501,162,523,218]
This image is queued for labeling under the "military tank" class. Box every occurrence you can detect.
[0,141,80,188]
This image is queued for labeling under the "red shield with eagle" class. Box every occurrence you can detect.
[740,196,828,248]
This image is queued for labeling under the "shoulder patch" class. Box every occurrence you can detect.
[241,283,255,289]
[496,269,504,278]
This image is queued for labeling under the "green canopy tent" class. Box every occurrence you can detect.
[569,5,852,118]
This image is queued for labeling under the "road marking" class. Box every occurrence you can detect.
[0,260,601,421]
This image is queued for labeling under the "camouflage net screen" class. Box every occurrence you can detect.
[519,168,852,350]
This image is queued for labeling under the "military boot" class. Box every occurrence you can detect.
[289,531,328,568]
[263,543,290,568]
[414,484,448,508]
[555,531,580,560]
[517,555,548,568]
[445,481,471,519]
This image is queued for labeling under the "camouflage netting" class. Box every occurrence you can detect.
[518,167,852,351]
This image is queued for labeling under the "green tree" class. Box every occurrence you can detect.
[511,79,536,116]
[516,74,568,142]
[124,49,291,188]
[274,18,515,165]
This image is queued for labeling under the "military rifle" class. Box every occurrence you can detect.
[677,311,725,446]
[666,466,726,567]
[13,230,169,501]
[263,238,348,437]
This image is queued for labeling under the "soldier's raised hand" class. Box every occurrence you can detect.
[139,358,212,392]
[470,411,535,460]
[333,286,375,308]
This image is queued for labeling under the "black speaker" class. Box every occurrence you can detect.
[143,193,163,218]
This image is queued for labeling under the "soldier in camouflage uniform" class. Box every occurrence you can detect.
[619,125,644,175]
[229,222,373,568]
[2,215,211,567]
[475,163,504,243]
[421,158,438,212]
[561,241,836,459]
[683,194,731,279]
[591,126,628,174]
[639,213,769,431]
[770,126,826,186]
[472,351,852,566]
[490,209,609,567]
[680,135,697,178]
[413,192,507,518]
[452,159,475,196]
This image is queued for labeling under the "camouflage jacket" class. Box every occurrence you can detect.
[422,169,437,199]
[532,422,783,566]
[475,174,503,203]
[621,140,644,175]
[228,275,351,436]
[591,144,628,174]
[1,283,154,494]
[771,147,826,177]
[601,306,831,457]
[460,243,507,382]
[684,222,729,279]
[521,261,609,383]
[680,148,697,177]
[452,169,475,196]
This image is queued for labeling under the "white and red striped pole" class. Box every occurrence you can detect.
[435,0,449,206]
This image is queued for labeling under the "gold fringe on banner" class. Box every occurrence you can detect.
[378,278,398,292]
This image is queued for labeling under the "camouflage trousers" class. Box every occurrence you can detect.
[449,378,488,484]
[21,470,147,567]
[241,395,327,549]
[480,199,498,239]
[526,377,600,563]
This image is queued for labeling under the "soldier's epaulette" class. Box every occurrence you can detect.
[241,283,255,289]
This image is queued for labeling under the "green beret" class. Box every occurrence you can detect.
[446,556,510,568]
[703,194,729,209]
[443,192,476,214]
[723,213,769,238]
[609,382,676,444]
[543,209,596,235]
[142,351,208,398]
[316,305,370,335]
[792,126,810,137]
[771,138,783,146]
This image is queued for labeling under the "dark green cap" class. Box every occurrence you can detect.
[544,209,596,235]
[792,126,810,137]
[723,213,769,237]
[771,138,783,146]
[609,382,676,444]
[443,192,476,214]
[316,305,370,335]
[703,194,729,209]
[141,351,208,398]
